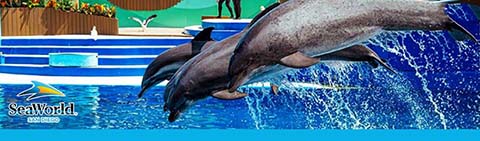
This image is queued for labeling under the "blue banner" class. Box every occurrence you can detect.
[1,130,480,141]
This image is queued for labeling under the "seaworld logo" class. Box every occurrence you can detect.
[8,102,77,117]
[17,81,65,101]
[8,81,78,123]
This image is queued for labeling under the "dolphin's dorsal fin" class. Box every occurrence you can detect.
[191,27,215,55]
[280,52,320,68]
[211,90,247,100]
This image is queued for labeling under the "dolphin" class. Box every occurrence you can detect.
[227,0,480,93]
[137,2,286,98]
[164,31,397,122]
[138,27,216,98]
[163,3,281,121]
[247,45,396,87]
[163,2,403,122]
[162,0,404,122]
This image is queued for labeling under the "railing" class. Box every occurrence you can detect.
[108,0,181,11]
[1,8,118,36]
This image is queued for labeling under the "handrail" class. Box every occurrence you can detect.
[108,0,181,11]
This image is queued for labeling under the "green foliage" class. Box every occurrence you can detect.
[57,0,73,11]
[1,0,115,18]
[27,0,44,8]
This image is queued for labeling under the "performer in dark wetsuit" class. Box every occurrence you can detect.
[232,0,242,19]
[217,0,234,18]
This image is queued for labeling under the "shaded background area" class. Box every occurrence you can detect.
[80,0,277,27]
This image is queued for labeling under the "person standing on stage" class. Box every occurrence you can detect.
[217,0,234,18]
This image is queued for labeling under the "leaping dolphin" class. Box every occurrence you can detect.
[163,33,395,122]
[138,27,216,98]
[138,2,284,98]
[227,0,480,93]
[163,2,400,122]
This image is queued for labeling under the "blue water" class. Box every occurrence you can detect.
[0,4,479,129]
[0,61,478,129]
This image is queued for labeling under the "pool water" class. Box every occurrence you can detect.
[0,4,479,130]
[0,62,478,129]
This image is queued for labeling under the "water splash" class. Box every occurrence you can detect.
[369,31,449,129]
[240,4,480,129]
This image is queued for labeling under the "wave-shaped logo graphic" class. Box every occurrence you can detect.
[17,81,65,101]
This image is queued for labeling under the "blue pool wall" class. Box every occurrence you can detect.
[202,20,250,31]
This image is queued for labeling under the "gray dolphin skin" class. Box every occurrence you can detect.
[248,45,397,85]
[138,2,283,99]
[163,3,284,122]
[138,27,216,98]
[227,0,480,93]
[163,2,399,122]
[163,31,395,122]
[164,31,245,122]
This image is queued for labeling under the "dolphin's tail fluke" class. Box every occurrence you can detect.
[440,0,480,42]
[447,9,480,42]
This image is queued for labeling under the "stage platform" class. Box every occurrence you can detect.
[118,28,189,37]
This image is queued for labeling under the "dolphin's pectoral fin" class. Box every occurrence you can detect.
[270,84,279,95]
[375,58,397,74]
[369,58,397,74]
[353,44,397,74]
[280,52,320,68]
[211,90,247,100]
[366,53,397,74]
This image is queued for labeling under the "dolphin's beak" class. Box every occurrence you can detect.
[165,97,194,122]
[138,86,149,98]
[168,110,181,122]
